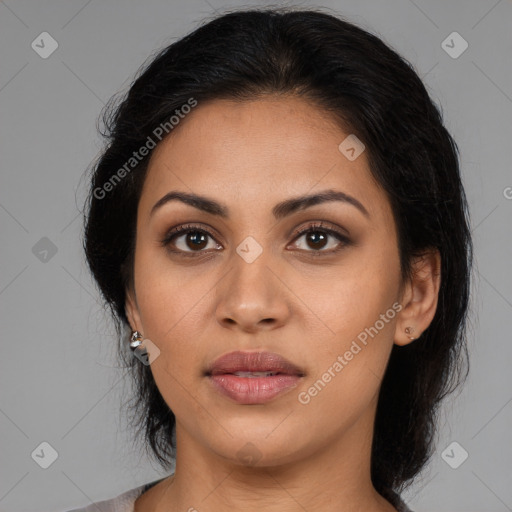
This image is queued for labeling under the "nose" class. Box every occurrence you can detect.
[215,250,291,333]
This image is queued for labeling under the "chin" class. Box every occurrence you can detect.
[203,428,312,469]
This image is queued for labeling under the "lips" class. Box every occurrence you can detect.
[205,350,305,377]
[205,351,305,405]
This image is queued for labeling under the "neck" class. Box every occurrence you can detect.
[136,409,398,512]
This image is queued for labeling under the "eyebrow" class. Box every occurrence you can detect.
[150,188,370,220]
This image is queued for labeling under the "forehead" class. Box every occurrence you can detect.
[140,96,392,224]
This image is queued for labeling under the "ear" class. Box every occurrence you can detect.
[394,249,441,346]
[125,286,143,334]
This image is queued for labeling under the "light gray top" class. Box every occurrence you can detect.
[64,479,163,512]
[65,480,413,512]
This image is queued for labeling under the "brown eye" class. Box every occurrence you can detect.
[161,221,351,258]
[304,231,329,250]
[162,225,221,254]
[182,231,209,250]
[291,223,351,254]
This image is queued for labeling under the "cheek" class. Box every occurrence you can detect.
[132,257,210,411]
[300,243,400,347]
[294,250,400,410]
[331,277,399,345]
[296,293,397,427]
[131,261,219,406]
[133,243,214,338]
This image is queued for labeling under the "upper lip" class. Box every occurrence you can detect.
[206,351,305,376]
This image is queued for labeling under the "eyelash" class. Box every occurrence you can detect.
[161,221,352,258]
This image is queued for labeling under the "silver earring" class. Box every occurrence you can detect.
[130,331,153,365]
[130,331,144,351]
[404,326,416,341]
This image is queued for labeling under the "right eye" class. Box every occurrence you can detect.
[161,224,223,256]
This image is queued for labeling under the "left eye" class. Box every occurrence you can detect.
[161,223,350,255]
[292,226,349,253]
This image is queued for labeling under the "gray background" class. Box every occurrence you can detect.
[1,0,511,511]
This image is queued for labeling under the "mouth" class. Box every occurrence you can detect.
[205,351,305,404]
[205,350,305,376]
[224,371,284,377]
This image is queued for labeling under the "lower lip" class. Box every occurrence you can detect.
[208,374,301,404]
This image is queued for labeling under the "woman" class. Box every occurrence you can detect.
[70,6,472,512]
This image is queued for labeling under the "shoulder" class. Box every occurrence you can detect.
[395,494,414,512]
[64,478,164,512]
[387,489,414,512]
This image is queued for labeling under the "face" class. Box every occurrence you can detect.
[126,96,408,468]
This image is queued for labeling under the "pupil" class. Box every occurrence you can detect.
[188,232,207,249]
[308,231,326,249]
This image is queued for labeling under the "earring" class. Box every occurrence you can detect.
[130,330,144,351]
[404,326,416,341]
[130,330,154,366]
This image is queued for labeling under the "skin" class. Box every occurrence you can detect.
[126,96,441,512]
